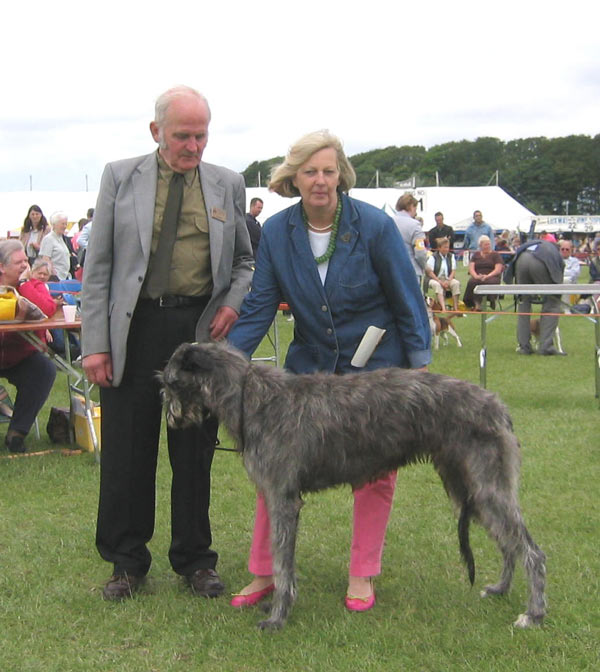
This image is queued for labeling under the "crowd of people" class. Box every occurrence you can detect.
[2,84,599,622]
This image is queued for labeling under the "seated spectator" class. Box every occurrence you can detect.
[462,234,504,310]
[560,240,581,284]
[0,241,56,453]
[589,251,600,313]
[24,259,81,359]
[424,237,461,312]
[39,211,71,280]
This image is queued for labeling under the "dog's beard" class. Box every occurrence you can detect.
[162,385,212,430]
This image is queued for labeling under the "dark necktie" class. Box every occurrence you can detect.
[146,172,184,298]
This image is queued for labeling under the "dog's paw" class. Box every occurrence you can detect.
[258,600,272,614]
[513,613,533,628]
[257,617,284,632]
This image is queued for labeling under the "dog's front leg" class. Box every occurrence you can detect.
[258,491,302,631]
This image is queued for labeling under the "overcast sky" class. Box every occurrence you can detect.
[2,0,598,193]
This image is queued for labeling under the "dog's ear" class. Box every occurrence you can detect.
[179,344,216,374]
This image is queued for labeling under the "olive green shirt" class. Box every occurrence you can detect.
[143,153,213,297]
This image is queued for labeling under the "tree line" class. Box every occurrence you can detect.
[242,134,600,216]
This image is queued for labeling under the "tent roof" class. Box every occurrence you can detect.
[1,185,535,238]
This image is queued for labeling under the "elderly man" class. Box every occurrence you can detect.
[39,212,71,280]
[81,86,254,601]
[463,210,495,251]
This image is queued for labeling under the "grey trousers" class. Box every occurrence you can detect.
[515,251,562,352]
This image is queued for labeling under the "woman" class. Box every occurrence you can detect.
[0,241,56,453]
[39,211,71,280]
[20,205,50,267]
[26,259,81,359]
[462,234,504,310]
[228,130,431,612]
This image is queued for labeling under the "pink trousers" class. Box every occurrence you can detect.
[248,471,398,577]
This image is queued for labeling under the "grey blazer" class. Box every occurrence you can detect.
[81,152,254,386]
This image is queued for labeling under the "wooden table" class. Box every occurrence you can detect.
[0,314,100,460]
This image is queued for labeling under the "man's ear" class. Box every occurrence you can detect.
[150,121,160,144]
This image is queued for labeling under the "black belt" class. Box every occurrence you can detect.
[141,295,210,309]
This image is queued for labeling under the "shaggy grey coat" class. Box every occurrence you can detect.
[161,342,546,631]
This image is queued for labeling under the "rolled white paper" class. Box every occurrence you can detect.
[351,326,386,368]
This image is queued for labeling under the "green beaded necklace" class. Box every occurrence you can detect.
[302,196,342,265]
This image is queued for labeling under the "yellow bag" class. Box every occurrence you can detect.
[0,287,18,321]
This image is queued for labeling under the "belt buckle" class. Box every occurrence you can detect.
[158,295,176,308]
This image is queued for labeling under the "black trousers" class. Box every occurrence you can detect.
[96,299,218,577]
[0,352,56,436]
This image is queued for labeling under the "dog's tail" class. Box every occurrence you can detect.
[458,498,475,586]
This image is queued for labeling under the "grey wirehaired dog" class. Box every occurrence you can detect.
[161,341,546,631]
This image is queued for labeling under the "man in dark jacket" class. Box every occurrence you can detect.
[245,197,263,260]
[505,239,565,356]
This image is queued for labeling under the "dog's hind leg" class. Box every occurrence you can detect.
[257,491,302,631]
[477,493,546,627]
[448,326,462,347]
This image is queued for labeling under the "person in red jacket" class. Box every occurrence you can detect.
[0,241,56,453]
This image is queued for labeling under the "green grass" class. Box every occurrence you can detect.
[1,272,599,671]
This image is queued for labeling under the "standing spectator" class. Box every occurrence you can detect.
[427,211,455,250]
[81,85,254,602]
[71,218,89,251]
[504,240,565,356]
[245,197,263,260]
[39,212,71,280]
[20,205,50,267]
[228,130,430,612]
[392,192,427,281]
[463,210,495,251]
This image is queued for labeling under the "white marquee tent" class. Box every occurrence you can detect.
[1,185,535,239]
[249,185,535,235]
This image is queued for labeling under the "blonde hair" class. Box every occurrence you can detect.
[478,235,491,247]
[269,129,356,198]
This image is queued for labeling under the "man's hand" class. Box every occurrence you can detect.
[209,306,239,341]
[83,353,114,387]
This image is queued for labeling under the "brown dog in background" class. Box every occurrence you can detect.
[426,297,463,349]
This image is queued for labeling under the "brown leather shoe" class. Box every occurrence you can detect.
[185,568,224,598]
[102,573,144,601]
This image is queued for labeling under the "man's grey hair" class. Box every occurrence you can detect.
[0,240,24,267]
[49,211,68,228]
[154,85,211,127]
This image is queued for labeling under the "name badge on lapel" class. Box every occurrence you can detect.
[211,207,227,222]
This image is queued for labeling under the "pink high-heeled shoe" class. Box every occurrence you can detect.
[230,583,275,608]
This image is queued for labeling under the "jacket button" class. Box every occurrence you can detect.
[321,305,328,312]
[138,276,144,283]
[326,328,333,335]
[126,312,132,318]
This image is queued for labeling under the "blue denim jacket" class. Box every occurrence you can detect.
[229,193,431,374]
